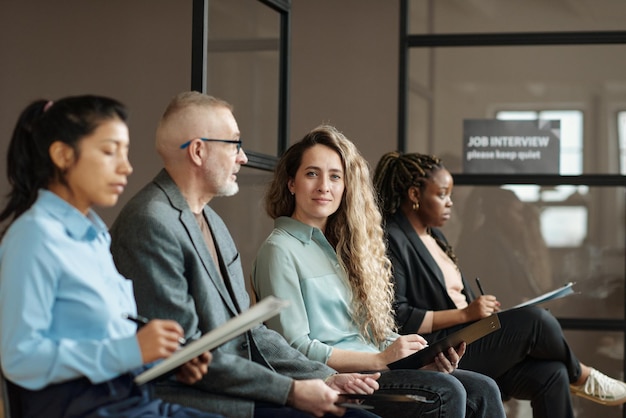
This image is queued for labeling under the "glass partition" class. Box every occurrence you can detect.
[207,0,280,157]
[401,1,626,416]
[406,44,626,175]
[441,185,625,320]
[409,0,626,34]
[193,0,290,170]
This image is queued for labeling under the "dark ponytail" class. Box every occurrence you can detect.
[0,95,127,231]
[1,100,50,226]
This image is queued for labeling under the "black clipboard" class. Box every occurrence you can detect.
[387,314,501,370]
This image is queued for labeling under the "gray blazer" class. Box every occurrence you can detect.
[110,169,334,418]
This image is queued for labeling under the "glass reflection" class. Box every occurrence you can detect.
[206,0,280,156]
[442,185,625,319]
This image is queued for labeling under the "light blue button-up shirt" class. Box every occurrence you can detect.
[253,216,385,364]
[0,190,142,390]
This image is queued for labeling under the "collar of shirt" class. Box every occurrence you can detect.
[37,190,107,241]
[274,216,339,262]
[274,216,318,243]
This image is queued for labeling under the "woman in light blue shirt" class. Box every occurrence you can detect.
[252,125,505,418]
[0,96,221,418]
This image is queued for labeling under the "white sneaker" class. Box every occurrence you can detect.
[570,368,626,406]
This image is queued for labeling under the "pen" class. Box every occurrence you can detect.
[475,277,485,296]
[122,313,186,345]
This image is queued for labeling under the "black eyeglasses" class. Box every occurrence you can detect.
[180,138,243,153]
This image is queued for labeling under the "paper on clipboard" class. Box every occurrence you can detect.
[504,282,575,311]
[134,296,290,385]
[387,315,501,370]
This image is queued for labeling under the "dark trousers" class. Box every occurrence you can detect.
[254,402,380,418]
[11,372,222,418]
[455,306,581,418]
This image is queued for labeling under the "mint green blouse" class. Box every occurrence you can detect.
[252,216,384,364]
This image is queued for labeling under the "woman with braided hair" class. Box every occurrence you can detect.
[373,151,626,418]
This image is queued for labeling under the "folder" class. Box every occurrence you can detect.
[134,296,289,385]
[504,282,575,311]
[387,314,501,370]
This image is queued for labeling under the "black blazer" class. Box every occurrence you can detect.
[385,211,476,343]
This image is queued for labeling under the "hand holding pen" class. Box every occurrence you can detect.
[472,277,500,317]
[123,314,211,385]
[123,313,186,345]
[123,313,187,363]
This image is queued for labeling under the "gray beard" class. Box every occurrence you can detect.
[216,182,239,197]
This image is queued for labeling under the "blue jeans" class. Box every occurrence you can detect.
[363,369,505,418]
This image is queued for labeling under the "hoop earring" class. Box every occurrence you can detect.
[412,201,420,211]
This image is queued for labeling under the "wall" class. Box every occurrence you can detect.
[289,0,398,163]
[0,0,398,285]
[185,0,400,282]
[0,1,193,224]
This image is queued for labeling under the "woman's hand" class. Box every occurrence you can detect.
[464,295,500,321]
[176,351,212,385]
[421,342,466,374]
[136,319,185,363]
[377,334,429,368]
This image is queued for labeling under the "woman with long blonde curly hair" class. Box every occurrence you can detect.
[264,124,394,343]
[252,125,505,418]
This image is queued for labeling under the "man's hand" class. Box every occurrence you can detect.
[287,379,345,417]
[286,373,380,417]
[176,351,212,385]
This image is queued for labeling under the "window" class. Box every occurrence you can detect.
[496,110,583,175]
[192,0,291,170]
[618,111,626,175]
[496,110,588,247]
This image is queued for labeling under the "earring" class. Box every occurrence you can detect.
[412,201,420,211]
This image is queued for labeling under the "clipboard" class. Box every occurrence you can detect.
[387,314,501,370]
[134,296,289,385]
[504,282,575,311]
[336,393,436,409]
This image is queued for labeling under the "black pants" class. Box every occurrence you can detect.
[11,372,223,418]
[452,306,581,418]
[255,402,381,418]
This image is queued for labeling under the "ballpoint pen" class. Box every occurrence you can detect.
[122,313,186,345]
[475,277,485,296]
